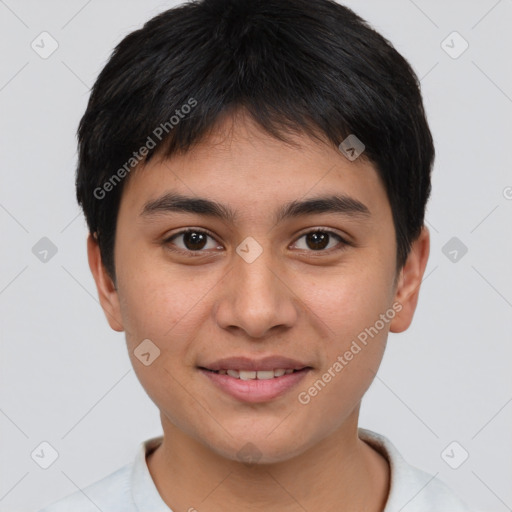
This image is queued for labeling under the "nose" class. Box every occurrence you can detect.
[213,245,300,339]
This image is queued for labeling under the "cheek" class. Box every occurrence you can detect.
[115,253,216,345]
[296,261,394,340]
[115,267,206,415]
[293,276,391,433]
[293,261,393,397]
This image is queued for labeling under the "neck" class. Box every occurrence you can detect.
[147,411,390,512]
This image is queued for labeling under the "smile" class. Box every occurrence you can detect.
[199,365,312,403]
[203,368,302,380]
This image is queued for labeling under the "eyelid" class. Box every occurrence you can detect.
[293,226,350,242]
[166,226,218,241]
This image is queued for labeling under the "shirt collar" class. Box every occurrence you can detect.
[130,429,436,512]
[130,435,171,511]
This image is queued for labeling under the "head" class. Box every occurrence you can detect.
[81,0,432,463]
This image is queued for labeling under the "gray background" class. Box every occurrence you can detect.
[0,0,511,511]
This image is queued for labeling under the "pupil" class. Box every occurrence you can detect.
[184,231,207,250]
[307,232,329,250]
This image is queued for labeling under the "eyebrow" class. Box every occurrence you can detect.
[140,192,371,223]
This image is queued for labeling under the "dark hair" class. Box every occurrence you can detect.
[77,0,434,281]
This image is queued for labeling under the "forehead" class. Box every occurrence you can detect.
[119,113,390,224]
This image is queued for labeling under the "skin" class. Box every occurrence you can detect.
[88,111,430,512]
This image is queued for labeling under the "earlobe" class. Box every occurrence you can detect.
[87,234,124,332]
[389,226,430,333]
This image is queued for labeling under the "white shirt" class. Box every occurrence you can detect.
[38,428,472,511]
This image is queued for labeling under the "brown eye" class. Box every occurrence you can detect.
[166,229,221,252]
[182,231,207,250]
[305,232,329,250]
[293,230,347,252]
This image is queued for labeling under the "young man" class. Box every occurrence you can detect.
[39,0,472,510]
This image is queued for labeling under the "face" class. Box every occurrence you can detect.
[89,112,429,463]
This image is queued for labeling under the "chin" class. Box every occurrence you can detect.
[199,425,318,465]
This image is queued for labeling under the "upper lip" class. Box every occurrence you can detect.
[200,356,311,372]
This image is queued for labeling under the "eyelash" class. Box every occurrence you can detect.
[163,227,350,257]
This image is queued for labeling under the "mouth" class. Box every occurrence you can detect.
[200,368,306,380]
[197,356,313,403]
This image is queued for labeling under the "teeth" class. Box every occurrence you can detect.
[256,370,275,380]
[239,370,257,380]
[218,369,297,380]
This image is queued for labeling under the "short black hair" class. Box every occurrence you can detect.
[77,0,434,281]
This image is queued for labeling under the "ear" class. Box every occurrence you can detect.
[87,234,124,332]
[389,226,430,333]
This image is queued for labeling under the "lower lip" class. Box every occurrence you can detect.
[199,368,311,403]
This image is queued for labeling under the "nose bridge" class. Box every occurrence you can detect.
[236,242,278,298]
[214,237,298,337]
